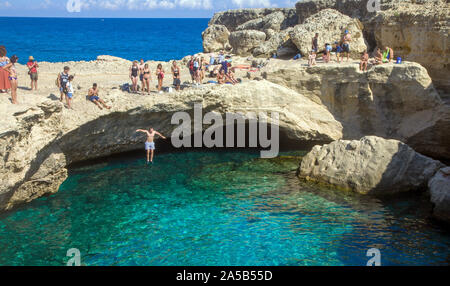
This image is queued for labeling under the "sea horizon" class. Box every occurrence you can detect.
[1,17,209,64]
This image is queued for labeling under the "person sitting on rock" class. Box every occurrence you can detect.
[382,46,394,63]
[88,83,111,110]
[360,50,369,72]
[308,50,317,67]
[227,67,238,85]
[371,48,383,65]
[217,69,234,85]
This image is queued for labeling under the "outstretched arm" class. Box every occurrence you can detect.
[155,131,167,139]
[136,129,149,135]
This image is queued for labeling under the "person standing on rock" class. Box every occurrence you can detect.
[334,41,343,63]
[27,56,39,91]
[0,46,11,93]
[138,59,145,92]
[171,61,181,91]
[130,61,139,93]
[311,33,319,53]
[156,64,165,93]
[342,30,352,62]
[136,127,167,164]
[142,64,151,94]
[66,75,75,109]
[58,66,70,101]
[3,55,18,104]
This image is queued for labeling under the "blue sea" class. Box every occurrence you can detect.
[0,151,449,266]
[0,17,209,64]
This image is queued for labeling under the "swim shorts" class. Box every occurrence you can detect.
[173,78,181,86]
[67,93,73,99]
[30,72,38,81]
[343,44,350,53]
[140,74,144,81]
[145,142,155,150]
[90,96,100,102]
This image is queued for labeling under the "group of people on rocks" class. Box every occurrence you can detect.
[129,59,170,94]
[306,30,395,72]
[57,66,111,110]
[128,51,240,95]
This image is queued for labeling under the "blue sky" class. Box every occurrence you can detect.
[0,0,298,18]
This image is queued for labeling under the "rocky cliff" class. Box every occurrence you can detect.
[202,0,449,91]
[0,79,341,212]
[261,60,449,160]
[1,57,448,212]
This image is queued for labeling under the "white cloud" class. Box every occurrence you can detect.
[1,1,12,8]
[232,0,274,8]
[176,0,212,9]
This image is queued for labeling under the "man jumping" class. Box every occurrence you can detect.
[136,127,167,163]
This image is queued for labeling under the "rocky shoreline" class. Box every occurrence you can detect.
[0,0,449,224]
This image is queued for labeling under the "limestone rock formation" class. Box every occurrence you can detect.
[202,24,231,53]
[261,60,449,160]
[229,30,267,56]
[209,8,298,32]
[294,0,450,90]
[290,9,367,56]
[428,167,450,223]
[252,28,297,58]
[236,11,285,34]
[0,80,342,212]
[371,1,450,92]
[298,136,444,195]
[204,8,299,58]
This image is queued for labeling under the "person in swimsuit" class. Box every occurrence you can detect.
[171,61,181,91]
[360,50,369,72]
[135,127,167,163]
[0,46,11,93]
[311,33,319,53]
[88,83,111,110]
[156,64,164,93]
[308,50,317,67]
[138,59,145,92]
[199,57,207,83]
[3,55,18,104]
[193,57,201,86]
[342,30,352,62]
[334,41,343,63]
[383,46,394,63]
[58,66,70,101]
[370,48,383,65]
[130,61,139,93]
[142,64,151,94]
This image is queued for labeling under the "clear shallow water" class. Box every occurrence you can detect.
[0,150,449,266]
[1,17,209,64]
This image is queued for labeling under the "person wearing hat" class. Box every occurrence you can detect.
[342,30,352,62]
[27,56,39,90]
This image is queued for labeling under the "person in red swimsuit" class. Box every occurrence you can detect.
[0,46,11,93]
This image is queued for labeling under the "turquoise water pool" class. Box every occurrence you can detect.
[0,151,449,266]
